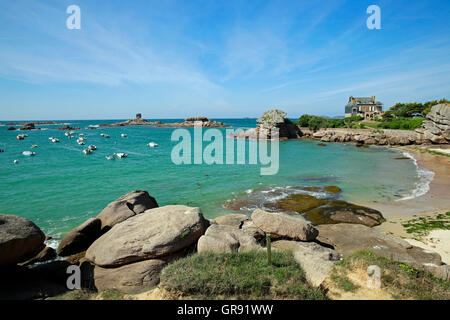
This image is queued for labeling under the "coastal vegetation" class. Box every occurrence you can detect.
[401,212,450,238]
[325,250,450,300]
[295,98,448,131]
[159,250,328,300]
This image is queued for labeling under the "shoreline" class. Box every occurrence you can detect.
[357,145,450,218]
[367,146,450,264]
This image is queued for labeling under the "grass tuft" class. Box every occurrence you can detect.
[160,250,328,300]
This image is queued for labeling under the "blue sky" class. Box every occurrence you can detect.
[0,0,449,120]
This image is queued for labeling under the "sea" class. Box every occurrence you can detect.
[0,119,433,247]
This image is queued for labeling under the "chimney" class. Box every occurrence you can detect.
[371,96,375,103]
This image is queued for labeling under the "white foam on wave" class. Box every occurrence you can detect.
[396,151,435,201]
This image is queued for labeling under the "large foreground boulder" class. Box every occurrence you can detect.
[213,213,249,228]
[316,223,442,270]
[57,190,158,257]
[57,218,101,256]
[96,190,158,231]
[251,209,318,241]
[0,214,45,266]
[197,224,260,253]
[86,205,208,267]
[19,246,57,267]
[92,259,167,294]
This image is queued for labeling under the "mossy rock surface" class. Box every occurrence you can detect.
[272,194,328,213]
[323,186,341,194]
[305,200,384,227]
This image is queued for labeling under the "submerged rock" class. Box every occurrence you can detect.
[0,214,46,266]
[271,194,328,213]
[304,200,384,227]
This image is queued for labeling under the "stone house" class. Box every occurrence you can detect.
[345,96,383,119]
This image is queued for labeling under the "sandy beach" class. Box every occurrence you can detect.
[359,146,450,217]
[364,146,450,264]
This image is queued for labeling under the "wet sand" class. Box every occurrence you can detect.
[367,147,450,263]
[358,147,450,217]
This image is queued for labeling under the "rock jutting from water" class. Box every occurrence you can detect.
[99,113,228,128]
[229,109,301,140]
[99,113,162,127]
[223,185,385,227]
[154,116,228,128]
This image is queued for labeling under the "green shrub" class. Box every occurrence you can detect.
[160,250,328,300]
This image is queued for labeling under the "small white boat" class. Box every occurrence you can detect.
[105,155,115,160]
[101,133,111,138]
[82,148,92,155]
[48,137,54,140]
[31,145,38,148]
[114,152,127,158]
[79,133,85,136]
[22,151,35,156]
[69,131,75,135]
[77,141,85,146]
[121,133,127,137]
[148,142,159,147]
[88,145,97,151]
[65,132,70,136]
[13,160,19,164]
[51,138,60,143]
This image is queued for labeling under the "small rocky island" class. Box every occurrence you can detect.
[100,114,228,128]
[154,116,228,128]
[99,113,162,127]
[229,109,300,140]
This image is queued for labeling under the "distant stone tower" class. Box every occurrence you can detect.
[136,113,142,119]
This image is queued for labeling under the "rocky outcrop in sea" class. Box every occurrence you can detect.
[229,109,301,140]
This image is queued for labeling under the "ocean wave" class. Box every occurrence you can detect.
[396,151,435,201]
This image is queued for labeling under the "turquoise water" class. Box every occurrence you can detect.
[0,119,420,242]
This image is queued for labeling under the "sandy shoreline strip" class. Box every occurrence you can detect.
[364,146,450,264]
[358,146,450,218]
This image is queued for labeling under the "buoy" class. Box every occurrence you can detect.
[121,133,127,137]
